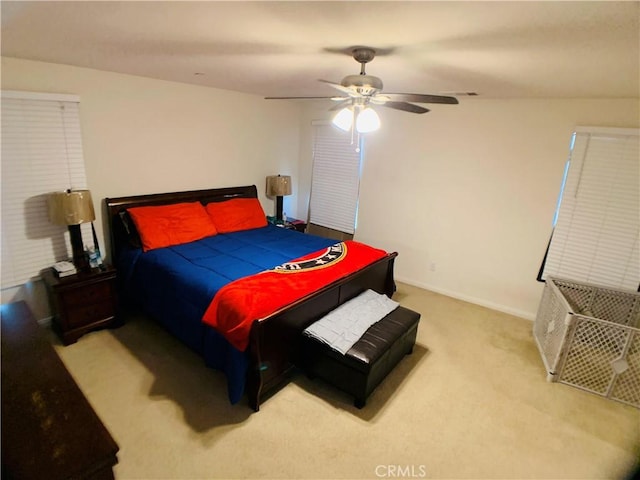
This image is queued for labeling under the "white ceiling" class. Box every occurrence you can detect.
[1,1,639,100]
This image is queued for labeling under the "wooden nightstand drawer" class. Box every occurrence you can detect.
[62,280,113,307]
[65,300,116,329]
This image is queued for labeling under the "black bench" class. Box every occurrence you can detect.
[300,305,420,408]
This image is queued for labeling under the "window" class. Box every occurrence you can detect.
[539,127,639,291]
[1,91,92,289]
[309,123,363,235]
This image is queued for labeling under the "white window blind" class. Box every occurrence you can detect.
[1,91,92,289]
[541,127,639,290]
[309,124,362,234]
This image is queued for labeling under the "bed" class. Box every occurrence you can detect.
[105,185,397,411]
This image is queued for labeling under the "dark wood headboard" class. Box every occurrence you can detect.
[104,185,258,262]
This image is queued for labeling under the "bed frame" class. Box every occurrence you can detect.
[105,185,397,411]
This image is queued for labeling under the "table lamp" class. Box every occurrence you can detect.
[266,175,292,222]
[48,189,95,272]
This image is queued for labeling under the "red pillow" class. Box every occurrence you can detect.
[206,198,267,233]
[128,202,217,251]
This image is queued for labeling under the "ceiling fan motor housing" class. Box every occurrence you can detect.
[340,74,383,96]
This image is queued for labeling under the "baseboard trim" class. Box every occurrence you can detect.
[395,276,536,321]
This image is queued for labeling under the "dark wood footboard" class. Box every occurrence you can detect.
[246,251,397,411]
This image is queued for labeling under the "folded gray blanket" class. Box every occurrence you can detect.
[303,289,399,354]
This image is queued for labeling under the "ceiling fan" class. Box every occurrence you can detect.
[265,47,459,133]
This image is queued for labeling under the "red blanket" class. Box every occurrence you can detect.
[202,240,388,351]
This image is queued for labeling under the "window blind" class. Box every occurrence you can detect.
[309,124,362,234]
[541,127,639,290]
[1,91,92,289]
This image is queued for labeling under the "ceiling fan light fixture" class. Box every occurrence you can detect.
[355,107,380,133]
[265,45,459,119]
[332,107,354,131]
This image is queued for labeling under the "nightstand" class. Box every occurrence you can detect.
[285,218,307,233]
[42,265,119,345]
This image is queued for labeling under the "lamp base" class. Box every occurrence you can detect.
[276,196,284,221]
[69,224,89,272]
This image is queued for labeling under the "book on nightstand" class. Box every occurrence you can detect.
[52,261,77,278]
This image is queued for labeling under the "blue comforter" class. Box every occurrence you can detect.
[118,224,337,403]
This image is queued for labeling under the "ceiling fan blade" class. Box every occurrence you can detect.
[384,93,459,105]
[264,96,337,100]
[369,95,390,105]
[318,79,360,96]
[380,101,430,114]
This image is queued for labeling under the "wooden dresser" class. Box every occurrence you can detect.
[1,301,119,479]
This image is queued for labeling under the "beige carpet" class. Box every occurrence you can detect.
[51,282,640,480]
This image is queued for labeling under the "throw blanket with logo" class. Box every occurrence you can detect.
[202,240,388,351]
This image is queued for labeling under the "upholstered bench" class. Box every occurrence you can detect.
[300,305,420,408]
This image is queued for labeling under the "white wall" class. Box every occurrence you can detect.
[1,57,303,318]
[298,98,639,319]
[3,56,638,321]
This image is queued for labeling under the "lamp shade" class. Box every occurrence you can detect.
[48,190,96,226]
[356,107,381,133]
[332,107,354,132]
[266,175,292,197]
[332,105,380,134]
